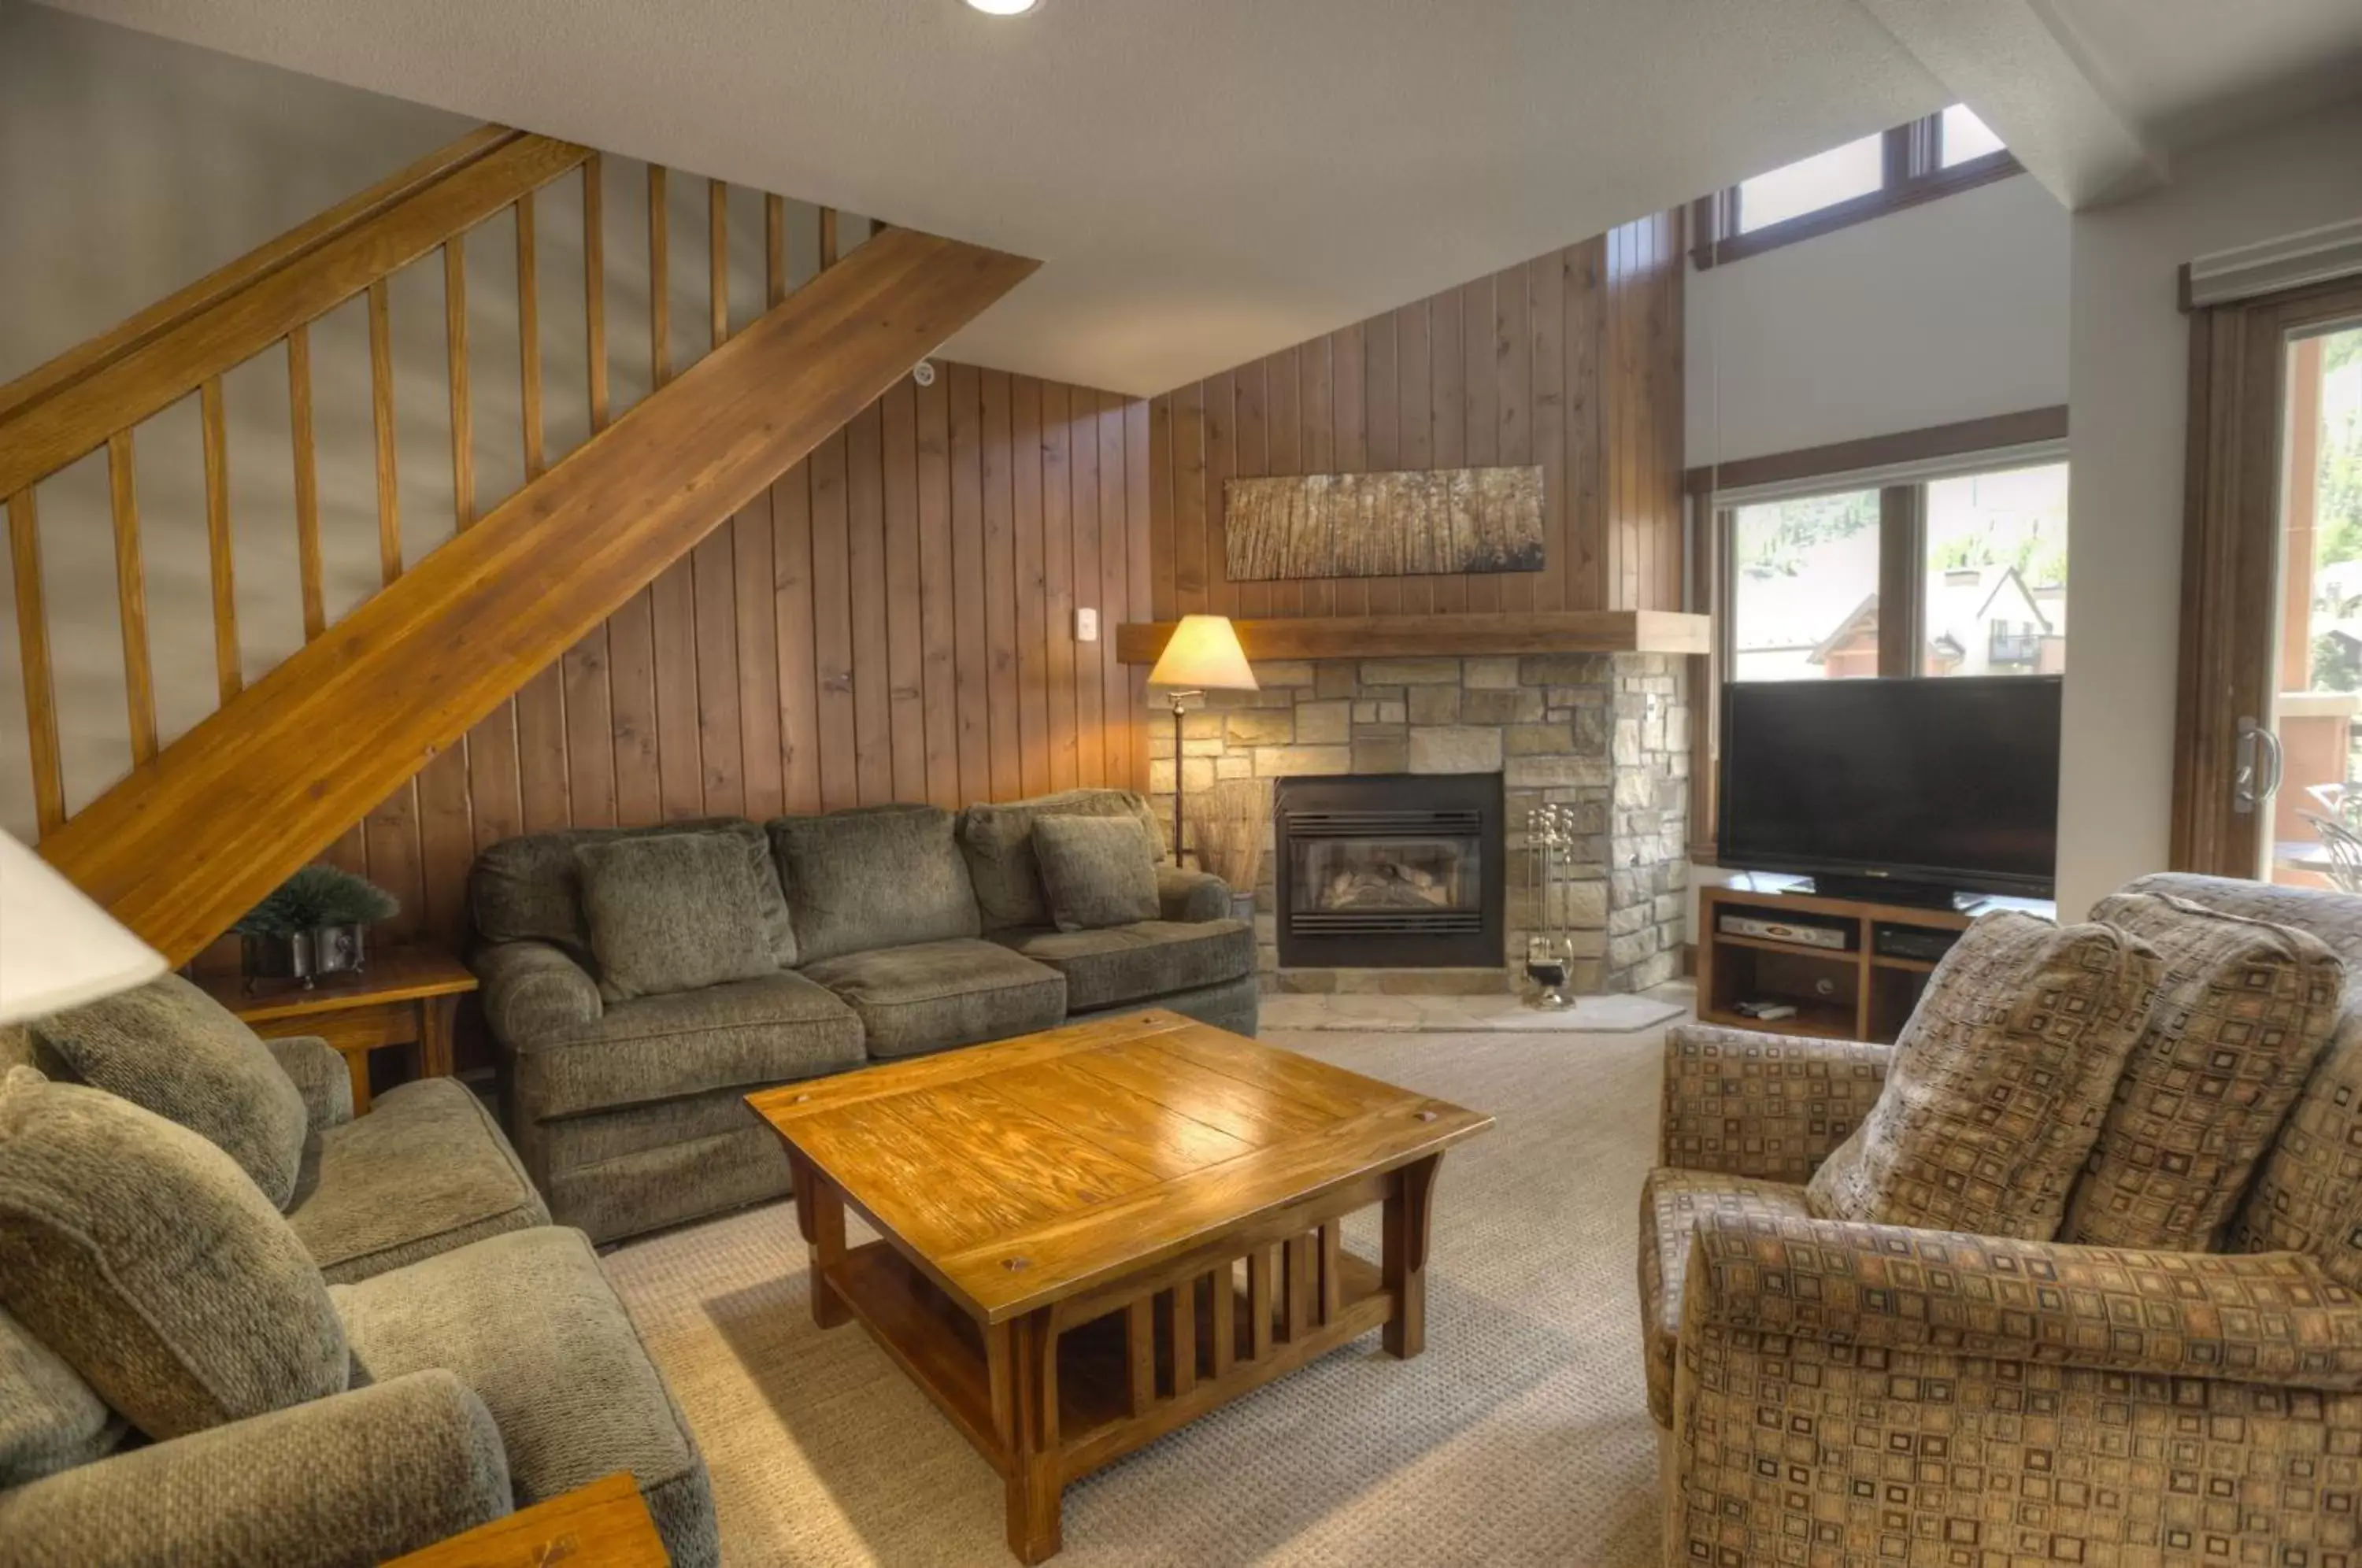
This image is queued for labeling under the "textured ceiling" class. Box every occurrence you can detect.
[2045,0,2362,150]
[32,0,1945,396]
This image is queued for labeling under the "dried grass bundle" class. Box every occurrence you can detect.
[1187,778,1272,893]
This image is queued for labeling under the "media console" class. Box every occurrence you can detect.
[1697,874,2055,1044]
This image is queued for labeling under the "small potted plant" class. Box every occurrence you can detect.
[233,864,400,989]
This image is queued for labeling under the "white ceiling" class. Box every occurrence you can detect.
[31,0,2362,398]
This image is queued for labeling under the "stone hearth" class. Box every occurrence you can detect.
[1147,653,1690,994]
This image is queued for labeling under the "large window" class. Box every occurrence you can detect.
[1723,460,2068,682]
[1696,105,2019,268]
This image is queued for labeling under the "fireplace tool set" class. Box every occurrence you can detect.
[1523,802,1579,1010]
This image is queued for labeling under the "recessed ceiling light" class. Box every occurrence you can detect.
[965,0,1039,15]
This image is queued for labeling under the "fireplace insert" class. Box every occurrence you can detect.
[1275,773,1504,968]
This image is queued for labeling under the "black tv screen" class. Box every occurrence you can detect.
[1717,676,2061,897]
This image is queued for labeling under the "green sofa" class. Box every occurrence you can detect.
[0,979,716,1566]
[472,789,1258,1244]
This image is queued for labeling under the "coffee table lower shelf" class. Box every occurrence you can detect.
[795,1159,1436,1563]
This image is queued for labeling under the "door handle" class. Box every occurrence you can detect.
[2234,719,2283,814]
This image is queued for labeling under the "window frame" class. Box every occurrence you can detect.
[1685,407,2070,863]
[1689,109,2020,270]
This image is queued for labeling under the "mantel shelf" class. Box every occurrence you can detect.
[1113,611,1710,665]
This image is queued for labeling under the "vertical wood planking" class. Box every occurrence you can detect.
[368,279,402,585]
[1101,393,1135,791]
[950,365,990,802]
[1264,346,1301,619]
[1299,336,1334,619]
[1495,262,1534,613]
[509,189,568,832]
[287,324,326,640]
[882,379,927,801]
[846,401,892,803]
[7,490,65,836]
[1569,236,1604,612]
[916,372,959,808]
[1361,314,1399,616]
[690,526,743,816]
[774,464,824,814]
[1124,398,1151,790]
[1042,382,1079,790]
[1532,247,1568,612]
[1460,276,1498,613]
[1170,380,1207,618]
[733,489,785,822]
[809,429,858,810]
[1395,300,1434,614]
[1201,372,1235,623]
[981,370,1020,801]
[1330,326,1365,616]
[198,376,239,701]
[1012,377,1050,797]
[1148,388,1176,622]
[1231,358,1268,620]
[105,431,156,765]
[607,586,663,823]
[650,556,703,819]
[561,161,614,829]
[1426,287,1465,613]
[1068,387,1103,787]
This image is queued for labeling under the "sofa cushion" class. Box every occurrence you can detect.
[31,973,309,1208]
[802,938,1066,1060]
[1068,974,1263,1037]
[992,919,1255,1011]
[1033,814,1162,931]
[0,1069,347,1440]
[1806,912,2160,1240]
[509,970,865,1121]
[332,1226,718,1568]
[576,831,783,1002]
[1638,1167,1812,1428]
[471,819,794,971]
[0,1303,124,1488]
[768,805,979,964]
[2233,1021,2362,1289]
[2060,892,2343,1250]
[959,788,1165,931]
[287,1078,551,1285]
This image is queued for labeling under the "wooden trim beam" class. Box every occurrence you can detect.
[0,132,590,499]
[1115,610,1709,664]
[39,227,1039,965]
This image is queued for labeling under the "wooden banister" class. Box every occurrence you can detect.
[0,131,589,498]
[40,227,1038,964]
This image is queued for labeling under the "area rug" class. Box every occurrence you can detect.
[600,1020,1672,1566]
[1257,989,1688,1034]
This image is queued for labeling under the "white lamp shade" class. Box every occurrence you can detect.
[1146,615,1258,692]
[0,831,169,1026]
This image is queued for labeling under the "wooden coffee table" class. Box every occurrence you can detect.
[747,1009,1491,1563]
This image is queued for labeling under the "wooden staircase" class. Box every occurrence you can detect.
[4,127,1035,964]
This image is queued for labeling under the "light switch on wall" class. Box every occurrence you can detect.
[1075,607,1099,643]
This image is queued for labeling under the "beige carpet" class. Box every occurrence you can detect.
[601,1018,1672,1566]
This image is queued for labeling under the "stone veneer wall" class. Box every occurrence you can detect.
[1146,653,1689,994]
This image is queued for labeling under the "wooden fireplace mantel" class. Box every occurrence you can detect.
[1113,610,1710,665]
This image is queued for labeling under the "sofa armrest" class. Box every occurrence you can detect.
[1657,1023,1889,1180]
[473,940,602,1046]
[1157,865,1234,923]
[0,1370,512,1567]
[1683,1210,2362,1389]
[265,1034,353,1130]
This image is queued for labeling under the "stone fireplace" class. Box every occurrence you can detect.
[1274,773,1503,969]
[1146,652,1690,994]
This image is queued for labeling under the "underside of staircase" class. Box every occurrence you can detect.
[6,128,1036,965]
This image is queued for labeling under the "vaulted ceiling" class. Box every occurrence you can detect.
[33,0,2362,398]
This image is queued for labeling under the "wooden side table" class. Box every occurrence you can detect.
[202,949,477,1115]
[386,1472,668,1566]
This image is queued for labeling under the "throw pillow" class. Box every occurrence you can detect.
[32,973,309,1209]
[959,790,1164,930]
[0,1068,349,1440]
[2060,892,2342,1250]
[768,805,982,963]
[0,1303,124,1488]
[574,832,783,1002]
[1033,814,1161,932]
[1807,912,2161,1240]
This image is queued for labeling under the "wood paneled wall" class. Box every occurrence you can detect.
[1149,210,1684,619]
[312,364,1150,950]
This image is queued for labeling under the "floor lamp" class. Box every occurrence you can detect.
[0,830,169,1026]
[1146,614,1259,867]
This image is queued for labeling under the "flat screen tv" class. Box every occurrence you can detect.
[1717,676,2060,904]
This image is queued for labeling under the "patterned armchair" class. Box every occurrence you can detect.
[1645,875,2362,1566]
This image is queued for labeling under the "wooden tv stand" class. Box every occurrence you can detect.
[1697,876,2050,1044]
